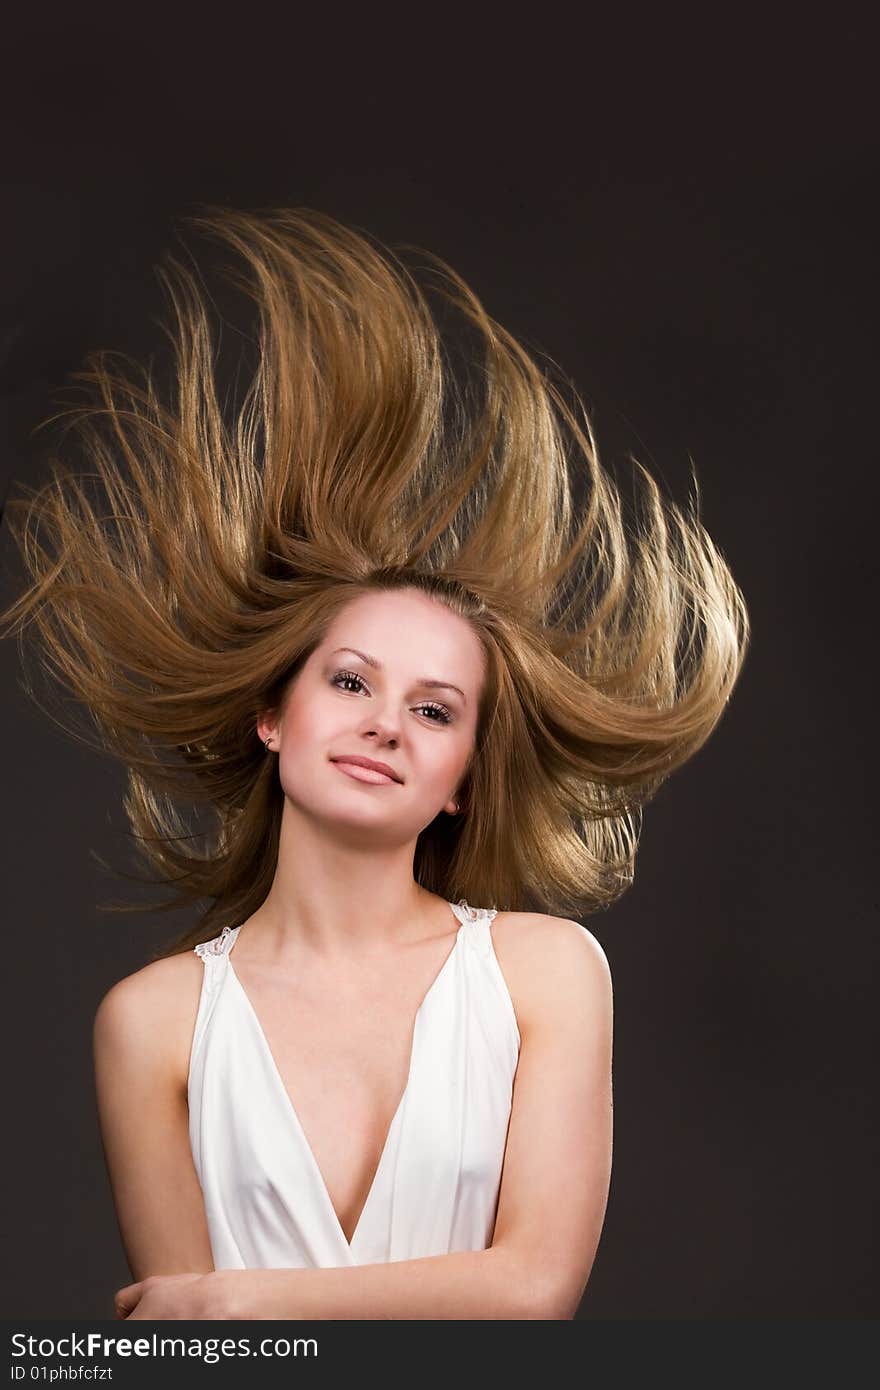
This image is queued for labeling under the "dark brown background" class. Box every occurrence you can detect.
[1,10,876,1319]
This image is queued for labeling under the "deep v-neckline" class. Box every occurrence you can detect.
[224,903,469,1252]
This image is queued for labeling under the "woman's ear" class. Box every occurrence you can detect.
[256,708,280,749]
[445,779,467,815]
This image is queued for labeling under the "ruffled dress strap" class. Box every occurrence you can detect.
[193,924,241,1002]
[189,925,243,1080]
[450,899,499,954]
[194,924,240,961]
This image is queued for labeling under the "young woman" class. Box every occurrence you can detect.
[0,206,749,1319]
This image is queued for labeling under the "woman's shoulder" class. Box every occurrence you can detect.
[95,945,205,1021]
[93,947,206,1092]
[490,908,610,975]
[489,910,612,1037]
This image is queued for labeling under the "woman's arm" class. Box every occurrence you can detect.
[117,915,613,1320]
[93,956,215,1280]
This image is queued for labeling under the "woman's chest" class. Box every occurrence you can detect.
[226,965,431,1241]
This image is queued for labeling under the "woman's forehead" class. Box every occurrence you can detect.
[313,592,486,692]
[325,591,480,656]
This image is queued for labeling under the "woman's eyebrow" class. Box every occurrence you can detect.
[330,647,467,704]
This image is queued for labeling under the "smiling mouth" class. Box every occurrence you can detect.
[332,760,399,786]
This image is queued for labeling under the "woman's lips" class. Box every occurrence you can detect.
[332,760,397,785]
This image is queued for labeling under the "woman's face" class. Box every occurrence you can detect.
[258,588,485,842]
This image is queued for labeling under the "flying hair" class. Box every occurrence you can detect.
[0,205,750,956]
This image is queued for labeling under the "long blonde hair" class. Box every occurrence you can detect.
[0,205,750,955]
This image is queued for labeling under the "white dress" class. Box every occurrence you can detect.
[187,899,521,1268]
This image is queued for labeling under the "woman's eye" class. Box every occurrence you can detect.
[332,669,367,694]
[330,671,452,724]
[418,701,452,724]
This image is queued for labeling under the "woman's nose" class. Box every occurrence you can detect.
[360,707,401,742]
